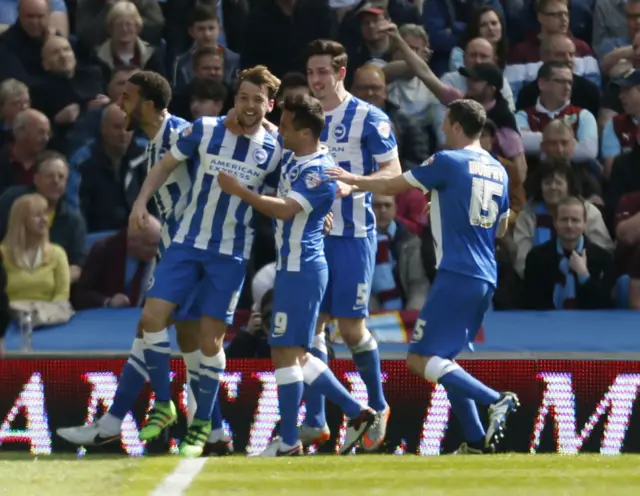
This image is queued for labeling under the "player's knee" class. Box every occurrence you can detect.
[139,310,167,333]
[411,355,460,383]
[406,354,427,378]
[337,317,367,347]
[271,346,302,369]
[176,321,199,353]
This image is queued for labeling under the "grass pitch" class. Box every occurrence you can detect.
[0,453,639,496]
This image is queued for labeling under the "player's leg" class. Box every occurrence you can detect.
[329,235,389,451]
[139,244,200,441]
[405,271,518,453]
[179,254,245,457]
[175,315,233,456]
[56,324,149,446]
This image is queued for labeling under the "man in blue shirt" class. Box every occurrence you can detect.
[218,94,376,456]
[328,98,519,454]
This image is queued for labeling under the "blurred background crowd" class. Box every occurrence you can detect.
[0,0,638,354]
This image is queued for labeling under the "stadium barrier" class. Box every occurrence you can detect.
[1,358,639,456]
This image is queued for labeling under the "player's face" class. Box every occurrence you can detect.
[235,81,272,129]
[541,172,569,207]
[307,55,343,101]
[118,82,144,131]
[279,109,301,150]
[555,204,585,242]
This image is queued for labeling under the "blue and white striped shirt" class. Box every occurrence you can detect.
[147,113,194,254]
[275,147,337,272]
[321,94,398,238]
[170,116,281,259]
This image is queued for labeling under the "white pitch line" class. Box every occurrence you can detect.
[149,458,208,496]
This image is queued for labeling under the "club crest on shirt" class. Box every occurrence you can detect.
[253,148,268,165]
[376,121,391,139]
[180,125,192,138]
[288,165,301,183]
[563,114,577,126]
[333,124,347,140]
[304,171,322,189]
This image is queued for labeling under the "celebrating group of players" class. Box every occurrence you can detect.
[57,37,520,457]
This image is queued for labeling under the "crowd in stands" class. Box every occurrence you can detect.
[0,0,639,351]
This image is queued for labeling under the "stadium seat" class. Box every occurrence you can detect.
[615,275,631,309]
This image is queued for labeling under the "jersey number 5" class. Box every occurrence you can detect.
[469,178,504,228]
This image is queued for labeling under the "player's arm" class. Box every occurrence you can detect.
[496,216,509,238]
[336,172,412,196]
[134,153,182,206]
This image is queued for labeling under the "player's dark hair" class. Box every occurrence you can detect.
[482,118,498,137]
[128,71,172,111]
[530,157,581,203]
[189,4,218,26]
[35,150,68,173]
[555,196,587,220]
[447,99,486,138]
[303,39,348,71]
[276,72,309,100]
[537,61,571,81]
[190,78,228,103]
[192,44,224,70]
[282,93,325,140]
[237,65,281,100]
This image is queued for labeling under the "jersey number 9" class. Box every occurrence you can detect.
[469,178,504,228]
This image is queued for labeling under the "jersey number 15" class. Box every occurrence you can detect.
[469,178,504,229]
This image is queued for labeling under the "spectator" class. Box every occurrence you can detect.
[0,151,87,282]
[94,0,166,82]
[601,69,640,179]
[71,218,161,310]
[76,0,164,50]
[225,288,272,359]
[595,0,640,73]
[240,0,334,79]
[369,194,429,311]
[0,193,70,303]
[449,5,508,71]
[507,0,594,65]
[352,64,429,170]
[394,188,428,235]
[0,254,7,355]
[0,0,53,84]
[31,35,106,153]
[172,5,240,94]
[514,158,614,278]
[422,0,504,76]
[0,0,68,36]
[515,34,601,117]
[189,78,228,119]
[385,24,438,136]
[0,109,50,196]
[540,120,603,205]
[515,61,598,163]
[79,104,147,233]
[0,78,29,148]
[523,196,614,309]
[346,3,395,84]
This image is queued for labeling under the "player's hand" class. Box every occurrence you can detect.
[217,171,242,195]
[261,118,279,136]
[569,249,589,277]
[323,212,334,235]
[326,166,357,185]
[129,201,150,231]
[108,293,131,308]
[379,20,401,40]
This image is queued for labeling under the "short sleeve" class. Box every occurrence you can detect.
[363,108,398,163]
[402,153,449,193]
[287,167,337,214]
[170,119,205,161]
[496,128,525,158]
[498,174,511,222]
[600,119,621,158]
[515,110,531,130]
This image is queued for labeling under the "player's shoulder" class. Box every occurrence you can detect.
[166,113,190,131]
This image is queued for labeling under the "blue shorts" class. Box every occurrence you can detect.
[408,270,494,359]
[269,268,329,349]
[320,235,376,318]
[148,243,246,324]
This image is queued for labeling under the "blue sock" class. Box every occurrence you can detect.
[110,338,149,420]
[211,399,224,431]
[195,351,225,422]
[438,365,500,407]
[275,366,304,447]
[303,334,328,428]
[447,390,485,443]
[303,356,361,419]
[351,332,386,411]
[142,329,172,402]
